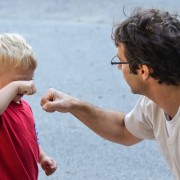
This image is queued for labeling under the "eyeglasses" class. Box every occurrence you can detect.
[111,55,129,65]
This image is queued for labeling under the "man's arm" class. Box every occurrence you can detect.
[41,88,142,146]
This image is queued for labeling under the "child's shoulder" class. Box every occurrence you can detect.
[20,99,31,107]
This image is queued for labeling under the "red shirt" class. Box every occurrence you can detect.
[0,100,39,180]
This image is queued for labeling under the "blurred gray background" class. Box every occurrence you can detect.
[0,0,180,179]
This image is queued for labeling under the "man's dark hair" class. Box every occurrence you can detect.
[112,8,180,85]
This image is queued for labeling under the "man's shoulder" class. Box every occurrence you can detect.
[138,96,162,115]
[140,96,158,107]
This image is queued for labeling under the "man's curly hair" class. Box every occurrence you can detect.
[112,8,180,85]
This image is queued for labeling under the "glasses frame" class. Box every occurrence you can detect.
[111,55,129,65]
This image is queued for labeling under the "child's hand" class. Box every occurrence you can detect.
[40,156,57,176]
[14,80,36,95]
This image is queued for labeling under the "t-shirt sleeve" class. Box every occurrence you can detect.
[125,96,155,140]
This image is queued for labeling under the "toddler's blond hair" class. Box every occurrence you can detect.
[0,33,37,73]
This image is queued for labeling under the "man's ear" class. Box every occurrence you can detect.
[138,65,152,80]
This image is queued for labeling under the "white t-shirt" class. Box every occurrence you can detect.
[165,113,177,136]
[125,96,180,179]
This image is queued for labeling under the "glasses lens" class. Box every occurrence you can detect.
[113,56,119,63]
[111,55,121,64]
[111,55,129,65]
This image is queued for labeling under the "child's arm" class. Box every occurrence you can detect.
[39,146,57,176]
[0,80,36,114]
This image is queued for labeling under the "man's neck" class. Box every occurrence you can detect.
[145,83,180,119]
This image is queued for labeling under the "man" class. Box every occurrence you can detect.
[40,8,180,179]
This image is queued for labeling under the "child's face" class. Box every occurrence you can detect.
[0,66,35,102]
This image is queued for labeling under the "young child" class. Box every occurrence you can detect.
[0,33,57,179]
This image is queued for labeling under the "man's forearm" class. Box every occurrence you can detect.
[69,99,126,143]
